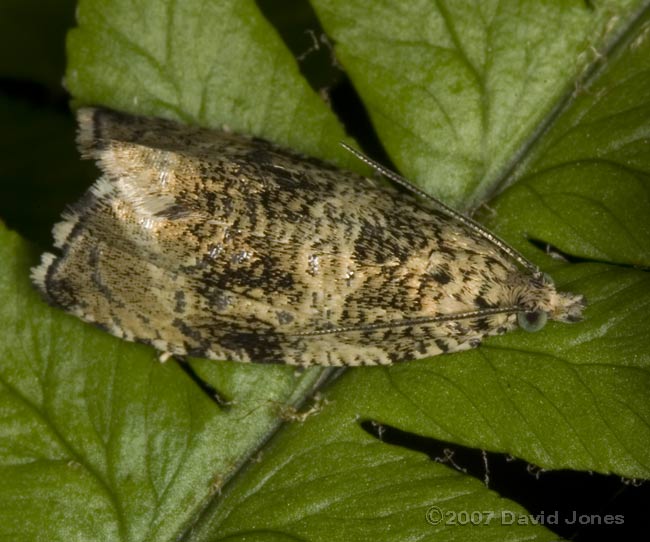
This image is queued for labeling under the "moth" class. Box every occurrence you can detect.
[32,108,585,366]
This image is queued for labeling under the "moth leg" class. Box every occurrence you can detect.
[158,351,174,363]
[174,357,233,409]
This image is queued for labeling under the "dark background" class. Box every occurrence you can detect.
[0,1,646,540]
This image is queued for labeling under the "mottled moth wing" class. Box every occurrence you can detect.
[32,108,584,366]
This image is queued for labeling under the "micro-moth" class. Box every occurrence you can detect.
[32,108,585,366]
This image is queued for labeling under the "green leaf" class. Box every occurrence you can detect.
[189,379,552,542]
[65,0,361,171]
[1,1,649,541]
[483,9,650,266]
[0,227,326,540]
[310,0,649,209]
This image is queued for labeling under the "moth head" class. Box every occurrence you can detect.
[515,272,586,333]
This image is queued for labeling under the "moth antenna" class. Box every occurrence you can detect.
[292,306,520,337]
[341,143,540,276]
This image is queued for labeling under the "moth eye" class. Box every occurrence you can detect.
[517,310,548,332]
